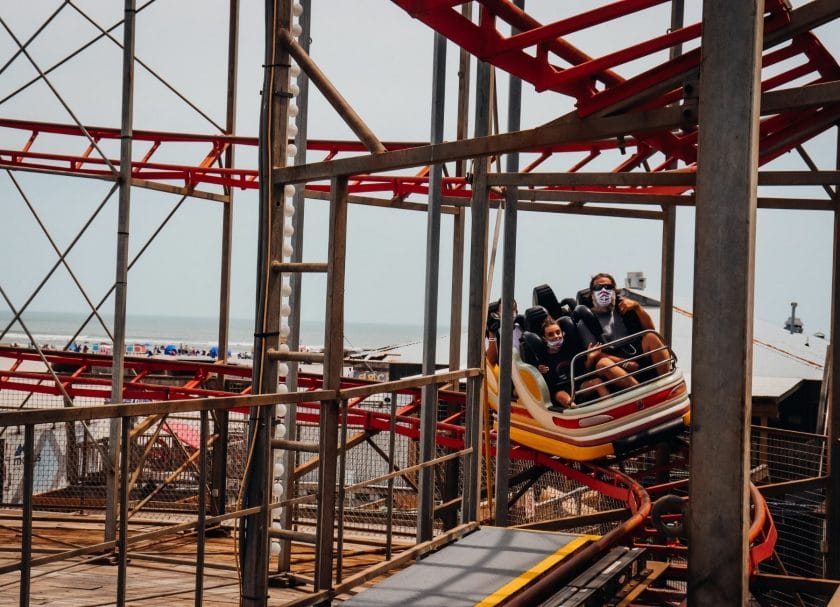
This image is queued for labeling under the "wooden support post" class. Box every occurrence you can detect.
[276,0,311,575]
[826,126,840,579]
[314,175,348,591]
[279,30,385,154]
[242,2,292,604]
[688,1,764,603]
[19,424,34,606]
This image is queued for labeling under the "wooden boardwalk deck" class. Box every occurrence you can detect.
[0,513,396,606]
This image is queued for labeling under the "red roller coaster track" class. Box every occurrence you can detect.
[1,2,838,206]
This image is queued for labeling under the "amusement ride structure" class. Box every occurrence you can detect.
[1,1,840,606]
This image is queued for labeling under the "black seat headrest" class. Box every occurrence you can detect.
[534,284,579,319]
[576,288,593,307]
[523,305,549,333]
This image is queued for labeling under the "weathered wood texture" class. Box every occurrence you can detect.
[0,517,407,606]
[688,0,763,604]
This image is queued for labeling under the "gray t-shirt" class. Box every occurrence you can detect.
[578,307,629,345]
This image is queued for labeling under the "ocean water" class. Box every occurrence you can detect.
[0,310,432,354]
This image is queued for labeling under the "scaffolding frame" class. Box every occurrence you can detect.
[0,1,839,605]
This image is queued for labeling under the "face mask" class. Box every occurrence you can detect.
[546,337,563,353]
[593,288,615,308]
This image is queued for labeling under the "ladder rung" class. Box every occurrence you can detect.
[272,438,320,453]
[267,349,325,363]
[271,261,328,273]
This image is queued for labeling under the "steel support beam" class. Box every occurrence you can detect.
[448,9,471,374]
[210,0,240,520]
[105,0,136,544]
[116,416,130,606]
[217,0,239,364]
[494,0,524,526]
[195,411,209,604]
[688,1,763,603]
[660,205,676,343]
[449,209,465,373]
[19,424,33,606]
[463,59,492,522]
[418,31,447,543]
[654,0,687,339]
[443,17,471,528]
[447,2,472,376]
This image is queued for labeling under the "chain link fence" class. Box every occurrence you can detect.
[751,426,830,606]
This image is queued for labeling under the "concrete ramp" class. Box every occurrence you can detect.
[342,527,591,606]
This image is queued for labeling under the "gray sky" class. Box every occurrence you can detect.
[1,1,838,339]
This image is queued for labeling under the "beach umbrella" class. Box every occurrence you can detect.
[164,344,177,356]
[209,346,219,358]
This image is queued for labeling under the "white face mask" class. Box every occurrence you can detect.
[593,287,615,308]
[546,337,563,353]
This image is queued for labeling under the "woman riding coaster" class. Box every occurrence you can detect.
[521,314,637,410]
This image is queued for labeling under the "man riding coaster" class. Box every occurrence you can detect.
[575,272,671,388]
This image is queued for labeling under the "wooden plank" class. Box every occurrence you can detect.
[486,169,840,188]
[274,80,840,185]
[615,561,669,607]
[273,105,687,184]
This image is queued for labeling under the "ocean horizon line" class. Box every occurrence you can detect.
[0,310,442,329]
[0,311,450,351]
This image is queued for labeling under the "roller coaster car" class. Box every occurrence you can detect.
[485,330,691,461]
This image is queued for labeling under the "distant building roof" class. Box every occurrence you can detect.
[654,291,827,386]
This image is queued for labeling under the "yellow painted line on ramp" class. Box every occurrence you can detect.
[475,535,599,606]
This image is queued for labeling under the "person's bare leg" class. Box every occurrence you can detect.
[595,357,639,390]
[641,333,670,376]
[580,378,609,401]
